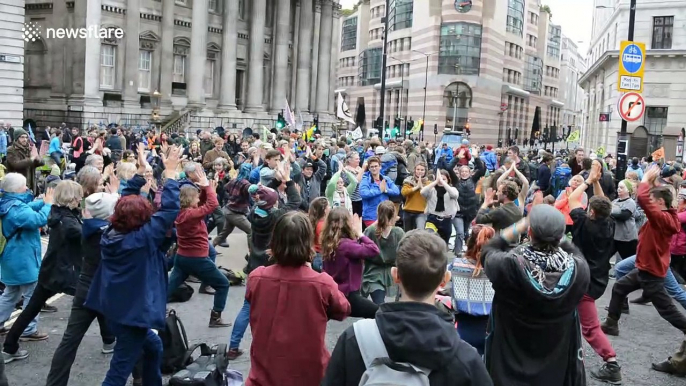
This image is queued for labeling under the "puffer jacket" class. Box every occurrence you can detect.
[0,192,51,285]
[442,157,486,220]
[38,205,82,296]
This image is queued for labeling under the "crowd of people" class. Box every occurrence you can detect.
[0,121,684,385]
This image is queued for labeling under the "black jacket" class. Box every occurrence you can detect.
[322,301,492,386]
[482,237,590,386]
[75,218,109,302]
[445,157,486,219]
[38,206,82,296]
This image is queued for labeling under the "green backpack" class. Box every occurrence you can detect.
[0,217,20,256]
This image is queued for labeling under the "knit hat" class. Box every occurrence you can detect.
[375,146,386,155]
[528,204,566,243]
[462,139,469,145]
[12,128,27,141]
[85,192,119,220]
[619,180,634,196]
[250,185,278,217]
[661,165,677,179]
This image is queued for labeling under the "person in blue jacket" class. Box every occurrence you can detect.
[0,129,7,158]
[481,145,498,171]
[359,156,400,226]
[0,173,53,342]
[85,146,182,386]
[48,130,64,168]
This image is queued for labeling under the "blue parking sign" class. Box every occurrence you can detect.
[622,44,643,73]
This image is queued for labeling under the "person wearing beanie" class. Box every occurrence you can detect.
[227,171,302,360]
[44,192,119,386]
[481,204,590,386]
[5,127,43,194]
[455,139,472,166]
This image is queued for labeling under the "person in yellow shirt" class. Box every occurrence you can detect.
[401,162,430,232]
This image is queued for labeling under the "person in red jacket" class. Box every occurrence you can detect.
[167,169,231,327]
[602,165,686,374]
[454,139,472,166]
[246,211,350,386]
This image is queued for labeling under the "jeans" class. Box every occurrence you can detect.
[4,282,56,354]
[229,299,250,349]
[46,296,115,386]
[214,209,251,245]
[426,214,452,246]
[347,291,378,319]
[456,314,489,355]
[102,323,162,386]
[313,253,323,273]
[614,255,686,310]
[578,294,616,361]
[0,282,38,336]
[452,216,473,253]
[402,212,426,233]
[608,268,686,332]
[50,152,62,166]
[168,255,229,312]
[370,290,385,305]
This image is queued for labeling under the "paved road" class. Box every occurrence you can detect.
[3,233,686,385]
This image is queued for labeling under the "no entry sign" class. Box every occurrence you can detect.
[617,92,645,122]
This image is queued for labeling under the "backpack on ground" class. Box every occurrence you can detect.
[168,283,195,303]
[161,309,191,374]
[168,343,230,386]
[353,319,432,386]
[217,266,246,286]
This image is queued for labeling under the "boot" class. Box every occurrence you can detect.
[199,285,216,295]
[601,315,620,336]
[209,310,232,328]
[227,348,244,360]
[590,361,622,384]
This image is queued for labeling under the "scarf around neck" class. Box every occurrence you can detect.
[521,245,572,287]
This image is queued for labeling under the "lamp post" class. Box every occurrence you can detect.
[378,0,391,137]
[151,90,161,122]
[411,50,437,124]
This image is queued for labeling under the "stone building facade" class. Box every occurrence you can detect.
[0,0,26,128]
[23,0,341,132]
[336,0,568,146]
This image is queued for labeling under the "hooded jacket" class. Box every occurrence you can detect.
[481,149,498,171]
[0,192,51,285]
[85,180,181,330]
[298,157,327,211]
[481,237,590,386]
[321,301,493,386]
[359,172,400,221]
[38,205,82,296]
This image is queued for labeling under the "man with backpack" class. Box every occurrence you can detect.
[322,230,492,386]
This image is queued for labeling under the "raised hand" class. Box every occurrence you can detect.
[106,174,120,194]
[162,145,182,179]
[379,179,387,192]
[484,187,495,205]
[209,178,218,191]
[43,187,55,205]
[197,169,209,187]
[643,164,660,184]
[352,214,363,238]
[141,179,152,195]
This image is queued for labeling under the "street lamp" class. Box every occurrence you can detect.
[151,90,161,122]
[412,50,439,125]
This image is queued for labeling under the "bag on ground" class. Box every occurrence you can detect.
[168,282,195,303]
[217,266,246,286]
[168,343,231,386]
[161,309,191,374]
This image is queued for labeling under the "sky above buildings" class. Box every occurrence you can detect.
[339,0,594,55]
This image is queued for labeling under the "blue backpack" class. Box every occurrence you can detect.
[551,166,572,198]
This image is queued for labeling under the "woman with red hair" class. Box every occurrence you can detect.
[450,224,496,355]
[85,146,182,386]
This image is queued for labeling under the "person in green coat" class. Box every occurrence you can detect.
[325,160,358,213]
[362,201,405,304]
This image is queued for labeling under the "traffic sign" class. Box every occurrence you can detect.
[618,41,645,93]
[617,92,645,122]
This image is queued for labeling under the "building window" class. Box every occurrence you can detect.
[389,0,412,31]
[341,17,357,51]
[524,55,542,95]
[547,24,561,59]
[138,50,152,92]
[173,55,185,83]
[652,16,673,49]
[238,0,245,20]
[529,11,538,25]
[439,22,482,76]
[204,60,214,96]
[506,0,524,36]
[208,0,217,12]
[645,107,668,135]
[100,44,116,88]
[358,47,382,86]
[527,34,537,48]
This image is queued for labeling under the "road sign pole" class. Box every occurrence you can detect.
[617,0,637,182]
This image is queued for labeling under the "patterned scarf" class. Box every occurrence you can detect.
[521,245,572,287]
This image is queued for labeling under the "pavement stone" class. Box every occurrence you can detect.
[3,232,686,385]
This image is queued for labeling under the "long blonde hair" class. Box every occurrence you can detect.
[320,207,356,260]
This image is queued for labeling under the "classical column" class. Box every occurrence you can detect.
[123,0,141,105]
[315,0,333,113]
[51,0,67,101]
[328,4,341,113]
[218,0,239,110]
[244,0,267,112]
[269,0,291,113]
[290,1,301,103]
[159,0,175,106]
[309,1,322,111]
[188,0,208,107]
[72,0,102,104]
[295,0,313,112]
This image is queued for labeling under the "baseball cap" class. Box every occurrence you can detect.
[375,146,386,155]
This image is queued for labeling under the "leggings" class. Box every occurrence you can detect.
[347,291,378,319]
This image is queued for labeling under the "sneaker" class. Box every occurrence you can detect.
[199,285,216,295]
[19,331,49,342]
[227,348,244,360]
[630,296,651,305]
[41,304,58,313]
[601,316,620,336]
[3,350,28,364]
[102,342,116,354]
[590,361,622,384]
[217,241,230,248]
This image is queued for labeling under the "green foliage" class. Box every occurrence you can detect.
[540,4,552,20]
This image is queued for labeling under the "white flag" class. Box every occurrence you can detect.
[351,127,363,140]
[284,99,296,127]
[336,93,356,125]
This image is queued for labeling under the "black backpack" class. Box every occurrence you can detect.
[168,283,195,303]
[168,343,229,386]
[161,309,190,374]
